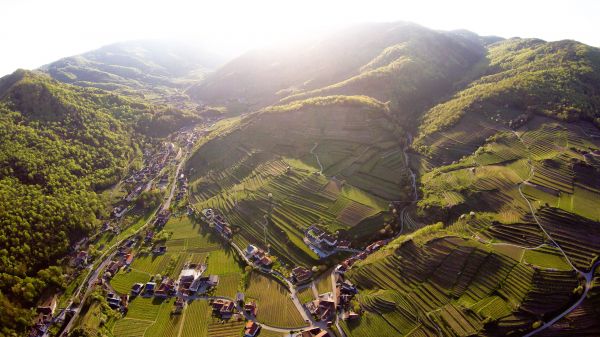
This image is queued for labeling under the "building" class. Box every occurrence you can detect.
[143,282,156,297]
[244,321,260,337]
[152,246,167,255]
[36,292,58,319]
[305,225,338,250]
[298,328,331,337]
[292,266,313,284]
[131,283,144,296]
[307,299,335,322]
[211,299,235,318]
[244,301,257,316]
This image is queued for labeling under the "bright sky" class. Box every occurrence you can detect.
[1,0,599,76]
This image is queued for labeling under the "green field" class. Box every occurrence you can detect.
[522,245,573,271]
[244,272,307,328]
[180,301,210,337]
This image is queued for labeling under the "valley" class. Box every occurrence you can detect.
[1,21,600,337]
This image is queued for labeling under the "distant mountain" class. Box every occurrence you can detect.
[187,22,496,119]
[43,39,227,98]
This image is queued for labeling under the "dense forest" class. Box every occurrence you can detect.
[0,70,195,335]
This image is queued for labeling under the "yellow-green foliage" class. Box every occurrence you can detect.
[264,95,388,114]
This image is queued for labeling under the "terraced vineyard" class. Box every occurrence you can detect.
[187,97,413,267]
[244,272,308,328]
[345,232,585,337]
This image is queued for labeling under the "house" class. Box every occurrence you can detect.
[178,264,205,293]
[131,283,144,296]
[208,275,219,287]
[106,260,121,277]
[220,301,235,318]
[299,328,330,337]
[258,256,272,267]
[292,266,313,284]
[125,253,134,266]
[307,299,335,321]
[365,240,387,253]
[305,225,338,250]
[106,293,121,309]
[155,278,175,298]
[143,282,156,296]
[244,321,260,337]
[246,245,258,257]
[211,299,235,318]
[244,301,257,316]
[153,246,167,255]
[36,292,58,318]
[73,251,89,267]
[343,311,360,320]
[336,240,351,249]
[113,206,127,218]
[145,230,154,242]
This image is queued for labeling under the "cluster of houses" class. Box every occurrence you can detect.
[304,225,351,257]
[208,298,260,336]
[175,173,188,201]
[31,292,59,336]
[124,143,176,202]
[104,241,137,279]
[245,245,273,267]
[305,277,359,323]
[154,210,171,229]
[236,292,258,316]
[202,208,233,239]
[337,280,359,321]
[171,126,203,151]
[128,263,219,308]
[335,239,388,274]
[306,293,336,323]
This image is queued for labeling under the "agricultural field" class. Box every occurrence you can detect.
[297,286,316,304]
[346,232,582,336]
[333,115,600,336]
[110,216,224,294]
[244,272,308,328]
[180,301,210,337]
[522,245,572,270]
[315,274,333,295]
[187,99,413,268]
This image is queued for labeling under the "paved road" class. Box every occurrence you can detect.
[524,261,600,337]
[310,142,323,174]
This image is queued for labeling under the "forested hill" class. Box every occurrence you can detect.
[415,38,600,151]
[42,39,226,101]
[0,70,156,334]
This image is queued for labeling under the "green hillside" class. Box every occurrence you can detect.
[187,95,412,266]
[414,38,600,160]
[44,39,224,98]
[0,70,169,334]
[187,22,491,117]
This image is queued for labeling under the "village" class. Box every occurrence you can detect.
[30,121,395,337]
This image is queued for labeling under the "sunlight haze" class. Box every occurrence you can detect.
[1,0,599,76]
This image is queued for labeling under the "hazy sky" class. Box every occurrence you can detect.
[1,0,599,76]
